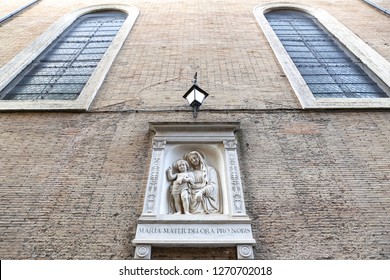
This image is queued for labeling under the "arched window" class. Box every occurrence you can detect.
[1,12,126,101]
[265,10,388,99]
[254,4,390,108]
[0,5,139,110]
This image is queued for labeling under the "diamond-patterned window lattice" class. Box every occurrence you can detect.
[265,10,388,98]
[0,11,127,100]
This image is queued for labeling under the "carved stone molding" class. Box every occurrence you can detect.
[153,140,166,150]
[134,245,152,260]
[143,140,166,215]
[224,139,245,215]
[223,139,238,150]
[237,245,254,260]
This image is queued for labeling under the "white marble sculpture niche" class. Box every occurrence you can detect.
[133,123,256,259]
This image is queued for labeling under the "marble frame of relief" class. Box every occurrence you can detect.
[132,122,256,259]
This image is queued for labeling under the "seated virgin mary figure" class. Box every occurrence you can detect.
[185,151,222,214]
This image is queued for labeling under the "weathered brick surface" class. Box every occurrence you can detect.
[0,0,389,259]
[152,247,237,260]
[0,111,389,259]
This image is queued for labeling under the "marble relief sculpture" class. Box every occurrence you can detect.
[133,124,256,259]
[167,151,221,215]
[166,159,194,214]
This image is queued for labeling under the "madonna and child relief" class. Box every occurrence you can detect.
[133,123,255,259]
[166,150,222,215]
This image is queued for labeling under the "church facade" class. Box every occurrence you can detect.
[0,0,389,259]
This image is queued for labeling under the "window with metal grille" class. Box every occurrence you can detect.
[265,10,389,98]
[0,11,127,100]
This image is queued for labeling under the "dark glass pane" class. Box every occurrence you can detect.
[265,10,388,98]
[1,11,127,100]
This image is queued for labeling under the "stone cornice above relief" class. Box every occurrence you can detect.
[149,122,240,141]
[150,122,240,132]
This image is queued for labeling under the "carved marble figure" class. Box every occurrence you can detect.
[166,159,194,214]
[185,151,222,214]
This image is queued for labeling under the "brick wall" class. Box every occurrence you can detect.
[0,111,388,259]
[0,0,389,259]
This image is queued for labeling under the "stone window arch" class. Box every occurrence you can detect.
[0,4,139,110]
[254,3,390,108]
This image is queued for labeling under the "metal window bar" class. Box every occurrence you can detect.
[362,0,390,16]
[0,11,126,101]
[265,10,389,98]
[0,0,41,25]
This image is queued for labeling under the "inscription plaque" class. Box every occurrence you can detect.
[135,224,254,244]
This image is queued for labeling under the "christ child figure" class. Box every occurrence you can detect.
[166,159,194,214]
